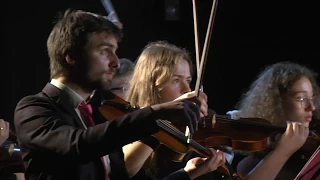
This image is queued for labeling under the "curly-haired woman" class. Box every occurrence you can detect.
[235,62,320,179]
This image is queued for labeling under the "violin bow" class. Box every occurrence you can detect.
[101,0,123,29]
[194,0,218,97]
[185,0,219,141]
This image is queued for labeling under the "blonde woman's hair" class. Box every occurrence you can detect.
[126,41,193,107]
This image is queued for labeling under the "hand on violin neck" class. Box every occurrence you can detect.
[151,99,200,133]
[275,121,309,158]
[183,148,225,179]
[174,91,208,118]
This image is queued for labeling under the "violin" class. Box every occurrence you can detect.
[191,113,320,159]
[193,114,286,152]
[99,92,242,180]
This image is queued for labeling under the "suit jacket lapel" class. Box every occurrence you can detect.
[42,83,86,129]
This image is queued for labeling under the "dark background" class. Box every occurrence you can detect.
[2,0,320,127]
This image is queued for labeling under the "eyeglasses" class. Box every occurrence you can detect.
[109,87,128,93]
[294,96,318,108]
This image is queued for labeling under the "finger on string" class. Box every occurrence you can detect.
[200,104,208,117]
[220,151,226,164]
[204,148,214,156]
[292,121,300,135]
[286,121,293,135]
[212,151,223,166]
[206,148,217,161]
[199,91,208,102]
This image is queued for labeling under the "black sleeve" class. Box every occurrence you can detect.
[162,169,191,180]
[14,95,159,164]
[108,149,129,180]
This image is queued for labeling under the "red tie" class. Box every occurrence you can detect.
[78,101,109,180]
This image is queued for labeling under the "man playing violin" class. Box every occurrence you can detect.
[13,9,202,180]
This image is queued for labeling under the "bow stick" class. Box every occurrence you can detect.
[186,0,219,141]
[101,0,123,29]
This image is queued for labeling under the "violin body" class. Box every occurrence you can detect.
[193,114,320,161]
[192,115,285,152]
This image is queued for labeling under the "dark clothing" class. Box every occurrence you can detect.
[130,146,231,180]
[14,83,160,180]
[131,168,190,180]
[237,149,313,180]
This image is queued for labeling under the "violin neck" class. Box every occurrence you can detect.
[156,120,240,179]
[156,120,208,156]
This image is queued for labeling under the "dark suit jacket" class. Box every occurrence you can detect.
[14,83,160,180]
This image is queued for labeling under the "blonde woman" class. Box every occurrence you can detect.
[124,41,226,180]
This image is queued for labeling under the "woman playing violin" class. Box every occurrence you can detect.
[123,41,227,180]
[233,61,320,179]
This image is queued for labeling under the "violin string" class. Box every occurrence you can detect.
[215,114,230,119]
[159,120,207,154]
[160,120,189,142]
[160,121,206,153]
[213,115,286,132]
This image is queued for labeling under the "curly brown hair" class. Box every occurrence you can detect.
[237,61,320,126]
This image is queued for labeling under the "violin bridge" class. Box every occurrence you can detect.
[212,114,216,128]
[8,144,14,156]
